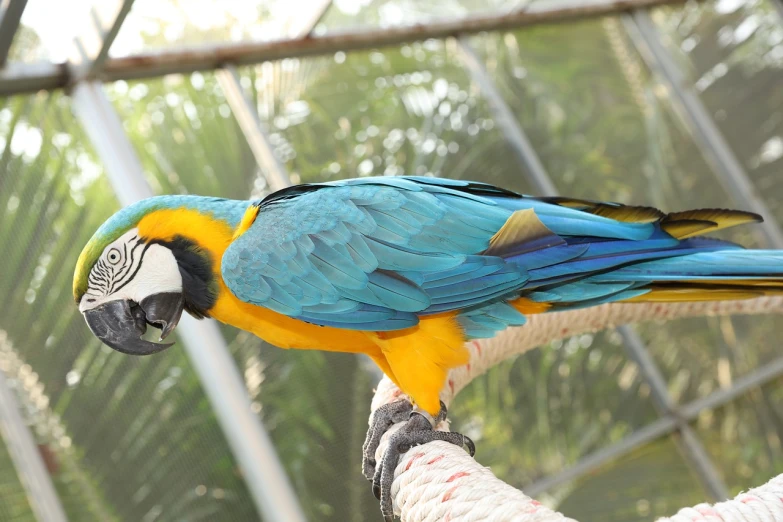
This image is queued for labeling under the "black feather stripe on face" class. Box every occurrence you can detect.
[151,236,218,318]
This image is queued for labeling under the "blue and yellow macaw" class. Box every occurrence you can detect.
[73,176,783,518]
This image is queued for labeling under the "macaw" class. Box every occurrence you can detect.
[73,176,783,519]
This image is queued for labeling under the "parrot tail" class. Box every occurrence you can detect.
[510,204,783,310]
[591,248,783,304]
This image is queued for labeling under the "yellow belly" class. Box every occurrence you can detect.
[210,282,470,414]
[210,281,377,352]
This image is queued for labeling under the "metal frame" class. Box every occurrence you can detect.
[2,0,782,515]
[0,358,68,522]
[69,0,135,81]
[0,0,27,67]
[773,0,783,23]
[216,65,291,192]
[64,6,305,519]
[299,0,333,38]
[92,0,689,81]
[456,36,733,500]
[623,10,783,249]
[618,326,728,499]
[527,353,783,495]
[0,0,689,95]
[0,61,65,95]
[456,38,559,198]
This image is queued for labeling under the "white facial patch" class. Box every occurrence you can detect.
[79,228,182,312]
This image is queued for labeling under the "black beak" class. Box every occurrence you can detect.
[82,292,185,356]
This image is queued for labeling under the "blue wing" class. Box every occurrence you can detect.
[222,177,533,329]
[221,176,773,334]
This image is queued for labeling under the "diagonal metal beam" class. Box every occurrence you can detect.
[456,38,558,197]
[526,352,783,496]
[299,0,333,38]
[526,416,676,497]
[100,0,687,82]
[216,65,291,192]
[623,10,783,249]
[0,361,68,522]
[618,326,728,499]
[70,81,306,522]
[457,36,729,500]
[0,0,28,67]
[69,0,135,81]
[772,0,783,23]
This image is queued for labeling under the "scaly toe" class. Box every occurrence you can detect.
[369,402,476,521]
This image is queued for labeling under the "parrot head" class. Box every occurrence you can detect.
[75,226,185,355]
[73,196,244,355]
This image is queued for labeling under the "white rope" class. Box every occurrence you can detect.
[376,431,577,522]
[369,296,783,521]
[658,475,783,522]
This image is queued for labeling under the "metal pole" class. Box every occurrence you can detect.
[457,37,729,500]
[0,62,66,96]
[623,10,783,248]
[69,0,136,81]
[299,0,333,38]
[0,364,68,522]
[526,416,676,496]
[618,326,729,499]
[70,80,307,522]
[526,351,783,495]
[100,0,687,82]
[216,65,291,192]
[772,0,783,24]
[0,0,27,66]
[456,38,559,197]
[0,0,693,95]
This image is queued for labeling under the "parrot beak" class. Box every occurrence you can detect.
[82,292,185,356]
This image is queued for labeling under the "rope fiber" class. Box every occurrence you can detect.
[369,296,783,521]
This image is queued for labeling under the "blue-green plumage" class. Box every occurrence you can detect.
[218,176,783,339]
[79,175,783,355]
[76,176,777,339]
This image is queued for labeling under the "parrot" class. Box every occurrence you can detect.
[73,175,783,520]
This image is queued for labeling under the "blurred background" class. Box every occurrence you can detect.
[1,0,783,521]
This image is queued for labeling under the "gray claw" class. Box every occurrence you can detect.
[362,400,413,480]
[368,402,475,521]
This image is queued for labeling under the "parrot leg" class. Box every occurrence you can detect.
[362,400,413,480]
[364,401,475,522]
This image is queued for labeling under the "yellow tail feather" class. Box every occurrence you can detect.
[623,282,783,303]
[661,209,762,239]
[541,197,665,223]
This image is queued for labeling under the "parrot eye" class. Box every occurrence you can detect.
[107,248,121,265]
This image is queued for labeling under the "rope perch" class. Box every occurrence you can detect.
[369,296,783,521]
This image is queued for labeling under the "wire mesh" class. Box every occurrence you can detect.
[0,399,37,522]
[1,1,783,521]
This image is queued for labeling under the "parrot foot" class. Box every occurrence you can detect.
[365,401,476,522]
[362,400,413,480]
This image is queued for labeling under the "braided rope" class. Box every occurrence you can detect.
[658,475,783,522]
[370,296,783,521]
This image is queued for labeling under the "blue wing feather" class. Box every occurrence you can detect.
[221,176,783,332]
[222,179,514,329]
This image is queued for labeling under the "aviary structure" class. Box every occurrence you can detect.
[73,176,783,520]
